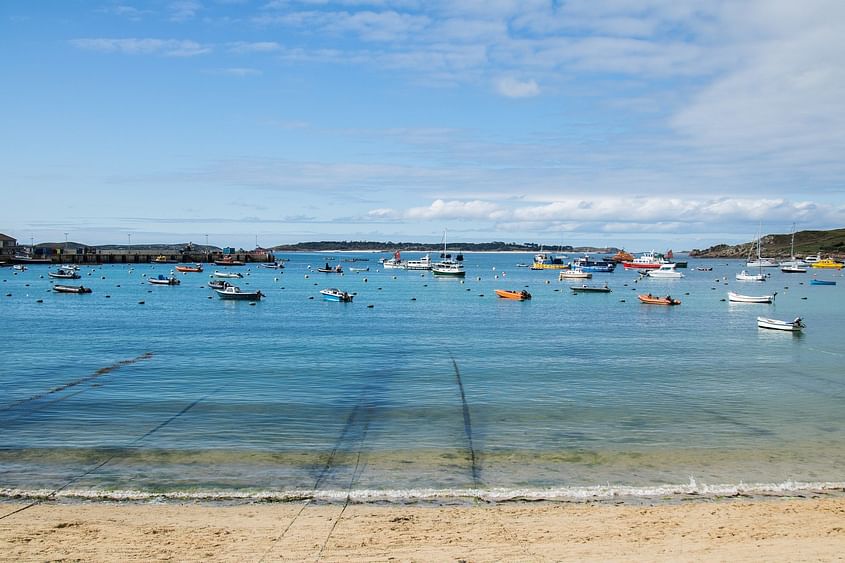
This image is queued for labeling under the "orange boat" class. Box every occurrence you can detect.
[638,293,681,305]
[495,289,532,301]
[610,249,635,262]
[175,264,203,273]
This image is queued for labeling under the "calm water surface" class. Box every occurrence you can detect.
[2,253,844,502]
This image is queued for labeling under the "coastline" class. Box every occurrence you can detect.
[2,497,844,560]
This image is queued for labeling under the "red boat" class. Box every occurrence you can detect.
[622,251,667,270]
[638,293,681,305]
[214,257,244,266]
[175,264,203,273]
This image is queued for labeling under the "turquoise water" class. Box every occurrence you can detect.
[2,254,844,502]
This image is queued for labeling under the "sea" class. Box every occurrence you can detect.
[2,253,844,504]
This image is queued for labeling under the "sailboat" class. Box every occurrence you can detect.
[746,228,777,267]
[432,230,466,277]
[780,224,807,273]
[737,229,767,281]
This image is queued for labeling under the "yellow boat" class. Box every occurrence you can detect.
[810,258,844,269]
[495,289,532,300]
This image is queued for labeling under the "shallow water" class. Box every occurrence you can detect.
[2,254,844,502]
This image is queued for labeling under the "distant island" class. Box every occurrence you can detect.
[690,228,845,258]
[270,241,619,253]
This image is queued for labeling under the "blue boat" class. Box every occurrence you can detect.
[570,255,616,273]
[810,279,836,286]
[320,288,353,302]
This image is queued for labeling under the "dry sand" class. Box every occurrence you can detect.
[1,497,844,561]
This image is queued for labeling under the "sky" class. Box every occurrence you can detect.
[2,0,844,251]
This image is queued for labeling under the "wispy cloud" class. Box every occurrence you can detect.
[205,67,262,76]
[495,76,540,98]
[70,38,212,57]
[168,0,202,22]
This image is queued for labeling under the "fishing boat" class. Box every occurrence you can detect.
[52,284,92,294]
[215,285,263,301]
[728,291,776,303]
[736,270,767,282]
[644,264,684,278]
[559,269,592,280]
[381,251,405,269]
[48,268,81,279]
[531,250,569,270]
[405,253,432,270]
[810,258,844,270]
[317,264,344,273]
[320,288,353,302]
[208,280,231,290]
[809,279,836,286]
[432,232,466,277]
[757,316,804,332]
[638,293,681,305]
[148,274,180,285]
[214,257,245,266]
[153,255,178,264]
[622,251,666,270]
[570,255,615,272]
[257,261,285,269]
[213,270,243,278]
[494,289,531,300]
[175,264,203,273]
[571,284,611,293]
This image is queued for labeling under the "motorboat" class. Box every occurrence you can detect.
[494,289,531,300]
[804,253,821,264]
[11,254,52,264]
[257,261,285,269]
[349,267,370,272]
[317,264,344,273]
[52,284,92,294]
[214,257,245,266]
[809,279,836,286]
[405,254,433,270]
[571,284,611,293]
[736,270,766,282]
[213,271,243,278]
[216,285,263,301]
[153,255,178,264]
[638,293,681,305]
[695,266,713,271]
[728,291,776,303]
[48,268,81,279]
[622,251,666,270]
[746,258,779,268]
[531,251,569,270]
[382,251,405,269]
[432,232,465,277]
[644,264,684,278]
[559,269,591,280]
[208,280,231,289]
[570,255,615,273]
[148,274,180,285]
[175,264,203,273]
[757,316,804,332]
[781,265,807,273]
[12,264,27,271]
[608,249,635,263]
[320,288,353,302]
[810,258,844,270]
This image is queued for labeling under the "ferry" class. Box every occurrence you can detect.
[570,255,615,273]
[530,251,569,270]
[622,251,666,270]
[405,253,432,270]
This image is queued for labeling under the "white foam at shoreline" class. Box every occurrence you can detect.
[3,480,844,504]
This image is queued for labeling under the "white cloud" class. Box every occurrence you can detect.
[495,76,539,98]
[168,0,202,22]
[70,38,212,57]
[227,41,283,53]
[206,67,262,76]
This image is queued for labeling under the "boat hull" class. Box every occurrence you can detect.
[494,289,531,300]
[52,285,91,294]
[571,285,611,293]
[757,317,804,331]
[728,291,775,303]
[638,294,680,305]
[216,288,262,300]
[320,289,353,302]
[810,279,836,285]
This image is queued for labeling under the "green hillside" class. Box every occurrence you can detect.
[690,228,845,258]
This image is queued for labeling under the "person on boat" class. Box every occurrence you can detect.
[325,262,330,270]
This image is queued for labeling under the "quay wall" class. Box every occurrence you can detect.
[17,250,274,265]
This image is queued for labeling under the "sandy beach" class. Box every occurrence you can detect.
[1,497,844,561]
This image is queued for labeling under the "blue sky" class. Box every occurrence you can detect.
[2,0,844,251]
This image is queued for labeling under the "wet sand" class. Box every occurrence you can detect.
[2,497,844,561]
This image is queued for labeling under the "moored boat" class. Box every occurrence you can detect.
[728,291,776,303]
[638,293,681,305]
[432,232,466,277]
[214,257,245,266]
[320,288,353,302]
[809,279,836,286]
[317,263,344,273]
[153,255,178,264]
[213,270,243,278]
[208,280,231,290]
[810,258,844,269]
[382,251,405,269]
[644,264,684,278]
[757,316,804,332]
[494,289,531,300]
[257,261,285,269]
[781,265,807,273]
[559,269,591,280]
[148,274,180,285]
[622,251,665,270]
[215,285,263,300]
[736,270,767,282]
[531,251,569,270]
[48,268,81,279]
[405,253,432,270]
[571,284,611,293]
[609,249,634,263]
[570,255,615,272]
[12,264,27,271]
[175,264,203,273]
[349,267,369,272]
[52,284,92,294]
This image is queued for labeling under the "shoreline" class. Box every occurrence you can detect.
[2,497,844,560]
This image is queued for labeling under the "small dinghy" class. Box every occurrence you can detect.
[148,275,180,285]
[809,279,836,286]
[571,284,611,293]
[728,291,775,303]
[215,286,264,301]
[757,316,804,332]
[213,271,243,279]
[48,268,81,279]
[494,289,531,300]
[175,264,203,273]
[638,293,680,305]
[52,284,92,294]
[320,288,353,302]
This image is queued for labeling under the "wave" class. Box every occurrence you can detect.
[3,479,844,504]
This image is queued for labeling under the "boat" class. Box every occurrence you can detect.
[175,264,203,273]
[531,250,569,270]
[728,291,776,303]
[781,265,807,273]
[405,254,432,270]
[810,258,844,270]
[665,250,687,268]
[644,264,684,278]
[214,257,245,266]
[257,261,285,269]
[11,254,52,264]
[695,266,713,271]
[559,269,592,280]
[52,284,92,294]
[317,263,344,273]
[516,263,530,268]
[622,251,666,270]
[382,251,405,269]
[349,267,370,272]
[12,264,27,271]
[570,255,615,273]
[494,289,531,300]
[638,293,681,305]
[571,283,611,293]
[804,253,820,264]
[736,270,767,282]
[208,280,231,289]
[779,225,808,271]
[215,285,263,301]
[153,255,178,264]
[320,288,353,302]
[757,316,804,332]
[432,232,466,277]
[148,274,180,285]
[746,257,778,268]
[48,268,81,279]
[809,279,836,286]
[609,249,635,263]
[213,270,243,278]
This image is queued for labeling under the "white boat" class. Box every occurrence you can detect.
[148,274,180,285]
[216,285,263,300]
[48,268,81,279]
[12,264,27,271]
[757,316,804,332]
[213,270,243,278]
[349,266,369,272]
[405,253,432,270]
[320,288,353,302]
[431,231,466,277]
[559,269,592,280]
[644,264,684,278]
[382,251,405,269]
[736,270,767,281]
[780,224,807,271]
[257,261,285,269]
[728,291,776,303]
[781,265,807,273]
[746,258,779,268]
[804,253,820,264]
